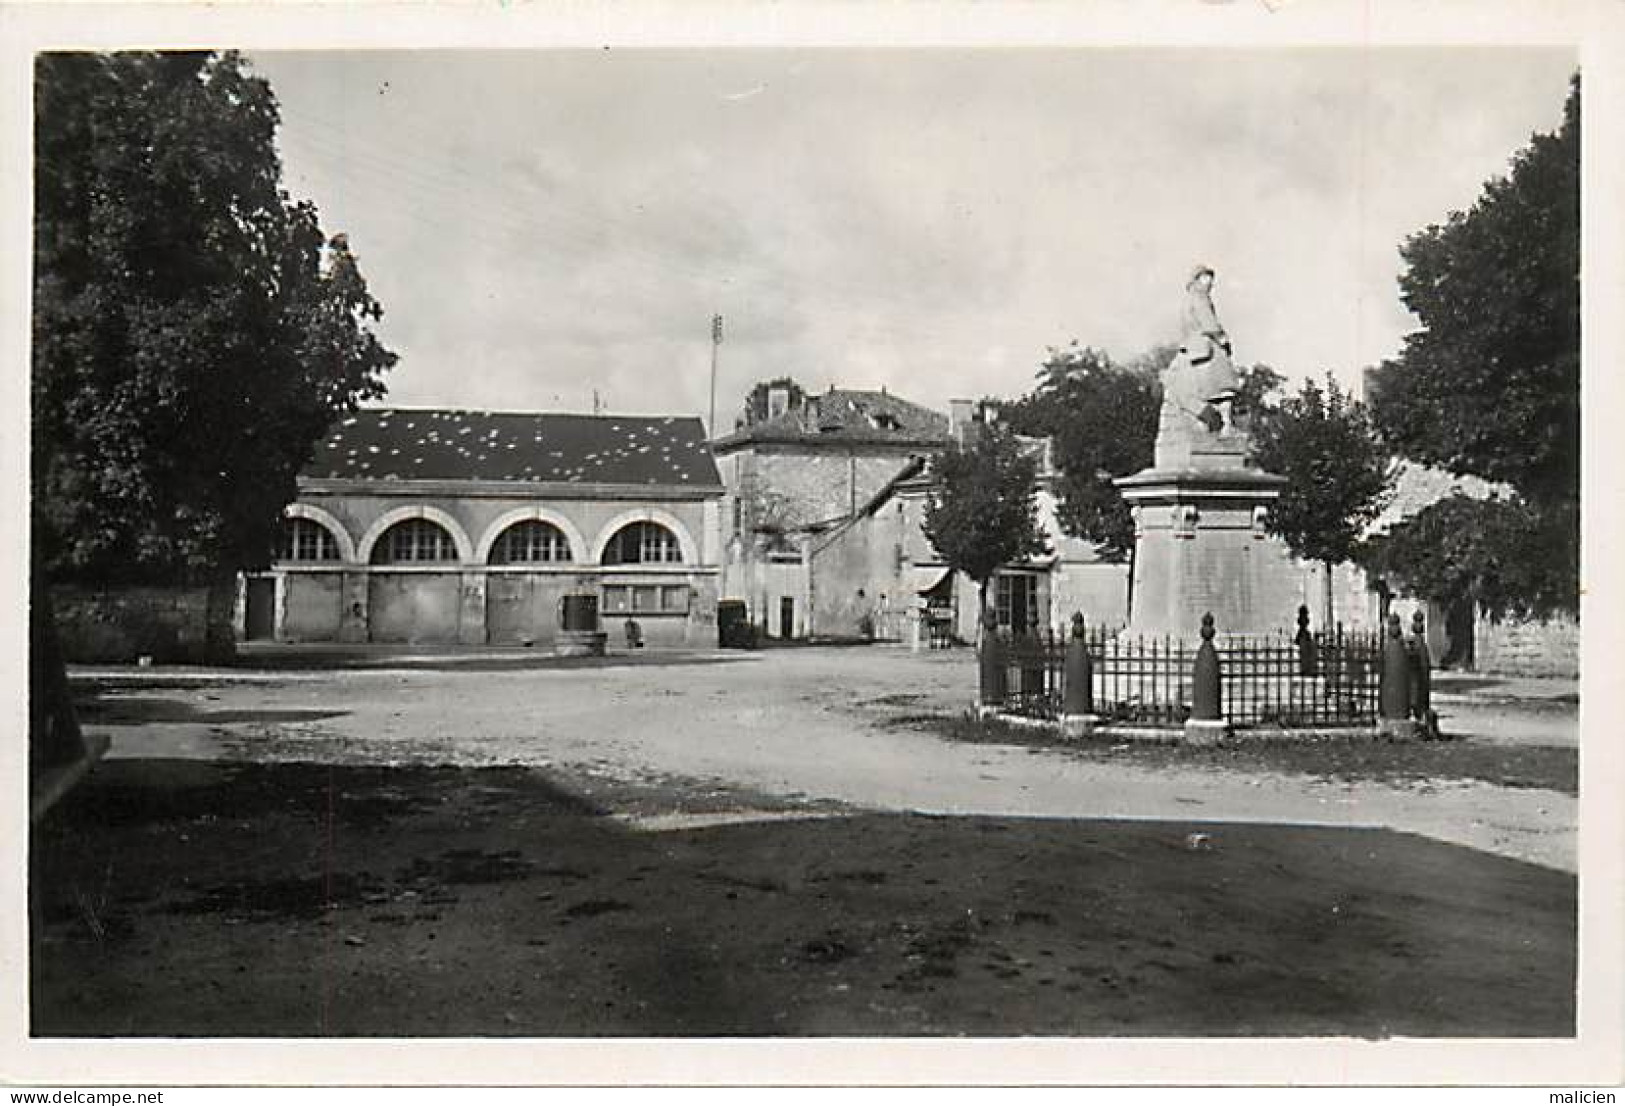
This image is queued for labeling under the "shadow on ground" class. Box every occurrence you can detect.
[74,699,350,726]
[226,645,759,673]
[32,759,1575,1038]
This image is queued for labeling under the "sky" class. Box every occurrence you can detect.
[251,47,1575,430]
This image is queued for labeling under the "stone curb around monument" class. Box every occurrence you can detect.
[973,707,1400,747]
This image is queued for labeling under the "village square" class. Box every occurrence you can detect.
[18,38,1595,1074]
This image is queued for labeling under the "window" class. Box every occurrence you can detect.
[995,573,1038,635]
[371,518,458,564]
[279,517,340,562]
[489,520,572,564]
[601,521,682,565]
[603,583,690,615]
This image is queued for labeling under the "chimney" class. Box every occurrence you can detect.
[949,399,974,444]
[766,385,791,420]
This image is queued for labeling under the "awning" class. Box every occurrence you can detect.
[917,569,954,601]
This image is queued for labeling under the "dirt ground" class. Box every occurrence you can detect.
[32,645,1579,1037]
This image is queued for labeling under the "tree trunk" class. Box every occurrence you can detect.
[30,576,107,822]
[1322,560,1336,631]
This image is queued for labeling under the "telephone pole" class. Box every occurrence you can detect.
[708,313,723,438]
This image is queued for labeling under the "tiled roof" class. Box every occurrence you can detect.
[712,388,951,450]
[303,408,722,488]
[1365,461,1509,535]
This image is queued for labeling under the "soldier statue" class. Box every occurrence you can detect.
[1178,264,1240,433]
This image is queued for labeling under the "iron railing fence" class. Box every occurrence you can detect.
[995,625,1382,728]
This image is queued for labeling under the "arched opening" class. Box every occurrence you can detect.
[600,520,683,565]
[277,517,342,563]
[370,518,459,564]
[488,520,573,564]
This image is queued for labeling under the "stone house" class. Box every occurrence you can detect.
[245,408,724,649]
[710,385,954,639]
[805,419,1133,645]
[713,385,1134,644]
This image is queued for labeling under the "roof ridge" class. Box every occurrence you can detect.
[349,406,702,421]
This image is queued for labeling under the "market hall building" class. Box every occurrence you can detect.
[244,408,725,649]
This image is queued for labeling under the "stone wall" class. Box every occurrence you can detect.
[262,487,722,648]
[303,490,711,566]
[1474,611,1580,678]
[1049,561,1131,632]
[53,582,237,664]
[808,507,908,640]
[731,446,921,533]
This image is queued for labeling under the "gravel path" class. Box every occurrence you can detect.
[78,646,1578,872]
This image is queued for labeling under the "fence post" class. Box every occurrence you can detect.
[1061,612,1097,739]
[977,606,1006,717]
[1408,609,1438,739]
[1379,612,1414,739]
[1295,604,1319,677]
[1017,630,1045,701]
[1185,612,1228,745]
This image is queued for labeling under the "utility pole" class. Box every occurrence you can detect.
[709,313,723,438]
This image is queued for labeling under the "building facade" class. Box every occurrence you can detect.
[711,385,954,639]
[245,408,724,649]
[806,426,1134,645]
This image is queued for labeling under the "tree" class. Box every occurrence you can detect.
[921,422,1049,621]
[1367,76,1578,505]
[1365,76,1578,621]
[1363,494,1577,624]
[1002,344,1160,562]
[1250,374,1394,626]
[32,51,396,586]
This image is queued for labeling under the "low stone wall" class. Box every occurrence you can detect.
[1474,611,1579,678]
[52,582,237,665]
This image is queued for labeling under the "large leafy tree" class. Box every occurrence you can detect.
[1367,76,1577,500]
[921,422,1049,619]
[1250,375,1394,625]
[1364,76,1578,620]
[1364,494,1577,623]
[32,51,396,585]
[1001,344,1161,561]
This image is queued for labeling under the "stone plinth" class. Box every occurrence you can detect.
[1115,461,1296,640]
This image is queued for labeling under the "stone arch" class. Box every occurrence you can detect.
[593,508,698,565]
[356,504,475,564]
[475,507,590,564]
[283,502,358,563]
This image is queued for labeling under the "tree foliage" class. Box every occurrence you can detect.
[921,423,1049,601]
[1001,344,1160,561]
[1364,76,1578,620]
[1364,494,1577,622]
[32,51,396,584]
[1250,374,1393,572]
[1367,76,1578,504]
[1003,343,1282,561]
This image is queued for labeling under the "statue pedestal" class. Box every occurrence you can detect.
[1116,451,1296,640]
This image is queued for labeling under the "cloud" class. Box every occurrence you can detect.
[252,47,1574,419]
